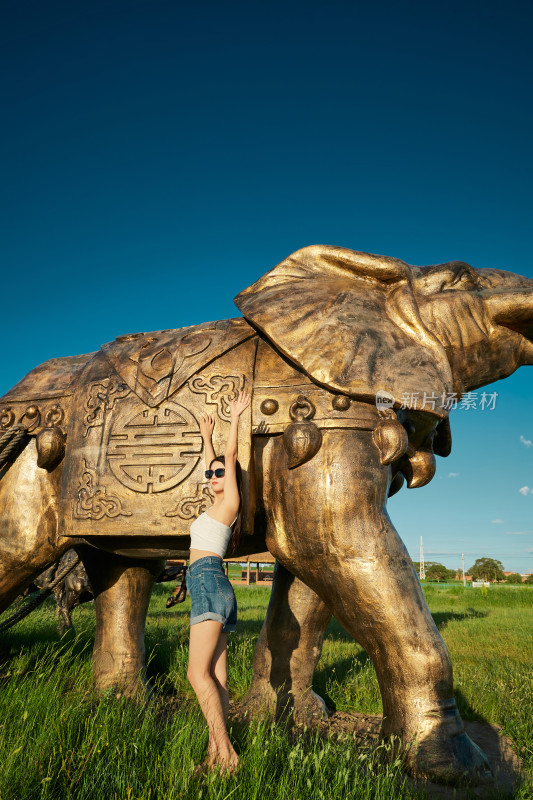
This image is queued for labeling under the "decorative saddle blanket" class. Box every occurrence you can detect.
[0,352,96,440]
[1,316,385,543]
[60,319,257,539]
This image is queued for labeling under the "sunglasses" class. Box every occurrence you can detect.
[205,468,225,479]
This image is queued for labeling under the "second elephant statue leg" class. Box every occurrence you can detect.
[0,440,73,612]
[261,430,491,786]
[78,547,165,697]
[242,561,331,724]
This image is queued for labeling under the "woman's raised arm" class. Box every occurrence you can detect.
[199,413,216,468]
[222,391,251,511]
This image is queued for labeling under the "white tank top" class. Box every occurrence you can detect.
[189,511,237,558]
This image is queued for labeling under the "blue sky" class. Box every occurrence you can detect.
[1,0,532,572]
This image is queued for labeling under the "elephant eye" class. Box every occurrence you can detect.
[447,271,478,290]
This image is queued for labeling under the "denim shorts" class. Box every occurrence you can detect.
[186,556,237,633]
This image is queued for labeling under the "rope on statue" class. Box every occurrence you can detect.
[0,555,81,634]
[0,424,28,467]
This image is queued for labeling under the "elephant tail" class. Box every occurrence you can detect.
[0,555,81,634]
[0,424,29,469]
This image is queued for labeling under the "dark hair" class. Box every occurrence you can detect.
[209,455,243,555]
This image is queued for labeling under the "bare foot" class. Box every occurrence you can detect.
[204,743,217,766]
[217,751,240,776]
[191,745,218,777]
[191,762,210,779]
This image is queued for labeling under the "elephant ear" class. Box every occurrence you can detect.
[234,245,453,418]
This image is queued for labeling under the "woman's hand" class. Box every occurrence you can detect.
[199,412,215,439]
[230,390,251,419]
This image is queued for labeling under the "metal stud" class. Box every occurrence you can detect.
[260,399,279,415]
[332,395,351,411]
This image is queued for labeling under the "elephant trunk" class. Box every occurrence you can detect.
[486,287,533,328]
[486,288,533,362]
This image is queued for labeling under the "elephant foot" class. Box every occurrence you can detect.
[408,730,492,787]
[93,650,151,699]
[79,550,165,701]
[388,700,492,787]
[291,688,329,726]
[240,680,277,720]
[241,680,328,725]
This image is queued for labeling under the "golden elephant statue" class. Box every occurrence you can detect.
[2,245,532,786]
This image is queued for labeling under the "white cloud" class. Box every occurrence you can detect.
[518,486,531,496]
[504,530,533,535]
[491,519,503,524]
[520,435,533,447]
[448,472,460,478]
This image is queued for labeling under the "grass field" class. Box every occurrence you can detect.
[0,583,531,800]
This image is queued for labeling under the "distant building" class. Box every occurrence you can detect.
[503,571,530,583]
[454,572,473,581]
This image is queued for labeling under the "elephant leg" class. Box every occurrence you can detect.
[0,440,73,613]
[242,560,331,724]
[78,548,165,697]
[262,431,491,786]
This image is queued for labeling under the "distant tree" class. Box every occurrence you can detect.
[468,558,505,582]
[505,573,524,584]
[412,561,456,582]
[425,563,456,583]
[525,574,533,585]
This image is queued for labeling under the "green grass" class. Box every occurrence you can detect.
[0,584,531,799]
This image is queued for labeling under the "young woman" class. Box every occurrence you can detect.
[186,390,251,775]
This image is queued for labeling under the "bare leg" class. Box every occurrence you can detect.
[187,621,238,772]
[204,631,230,764]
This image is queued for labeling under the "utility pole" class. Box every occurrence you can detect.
[419,536,425,580]
[462,553,466,587]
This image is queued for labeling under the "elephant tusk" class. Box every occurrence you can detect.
[372,412,408,465]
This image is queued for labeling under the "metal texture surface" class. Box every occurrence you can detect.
[242,561,332,724]
[259,430,492,783]
[60,326,256,538]
[0,439,76,613]
[235,244,533,416]
[79,546,165,695]
[1,352,94,403]
[2,245,533,786]
[252,337,380,434]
